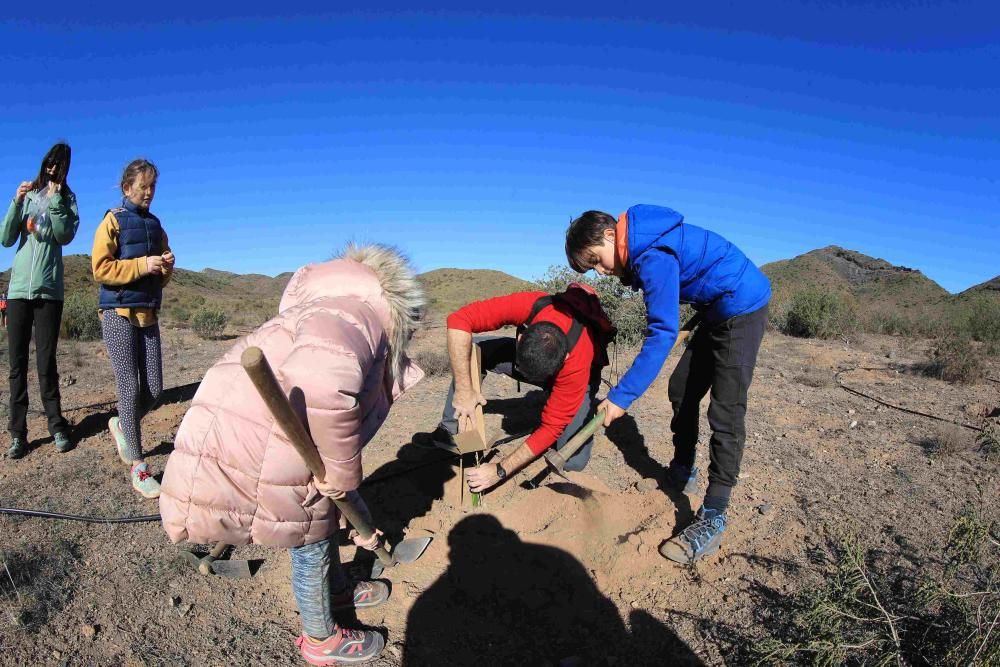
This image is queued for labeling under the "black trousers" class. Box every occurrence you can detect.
[6,298,69,440]
[668,305,768,499]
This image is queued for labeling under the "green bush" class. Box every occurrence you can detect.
[171,305,191,323]
[962,295,1000,344]
[868,311,914,336]
[781,289,855,339]
[535,265,648,345]
[60,293,102,340]
[191,308,227,339]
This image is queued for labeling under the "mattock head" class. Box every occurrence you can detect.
[542,449,569,479]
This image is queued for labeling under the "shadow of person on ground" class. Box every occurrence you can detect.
[403,515,703,666]
[605,415,694,531]
[360,445,456,544]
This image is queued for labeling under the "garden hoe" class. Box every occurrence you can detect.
[240,346,432,579]
[540,315,702,482]
[178,542,252,578]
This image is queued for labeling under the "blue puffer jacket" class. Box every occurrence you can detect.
[608,204,771,409]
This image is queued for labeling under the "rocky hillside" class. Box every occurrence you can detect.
[761,246,950,314]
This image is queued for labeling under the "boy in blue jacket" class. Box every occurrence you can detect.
[565,205,770,564]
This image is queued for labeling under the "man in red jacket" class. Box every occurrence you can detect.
[419,285,613,492]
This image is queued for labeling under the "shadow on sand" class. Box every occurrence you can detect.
[403,515,703,666]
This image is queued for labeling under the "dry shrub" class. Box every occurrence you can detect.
[794,368,832,388]
[414,349,451,377]
[755,508,1000,666]
[917,424,971,457]
[978,417,1000,462]
[928,337,984,384]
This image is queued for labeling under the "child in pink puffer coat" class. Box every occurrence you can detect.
[160,244,425,665]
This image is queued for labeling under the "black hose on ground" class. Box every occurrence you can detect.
[0,508,161,523]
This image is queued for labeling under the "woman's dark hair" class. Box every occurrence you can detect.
[565,210,617,273]
[30,143,72,192]
[120,158,159,193]
[516,322,569,382]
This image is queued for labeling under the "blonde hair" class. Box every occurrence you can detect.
[339,243,425,381]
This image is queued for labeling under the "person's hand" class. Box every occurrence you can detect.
[350,528,384,552]
[597,398,626,427]
[467,463,502,493]
[46,181,62,197]
[314,476,347,500]
[144,255,165,275]
[453,389,486,426]
[14,181,31,204]
[162,251,175,268]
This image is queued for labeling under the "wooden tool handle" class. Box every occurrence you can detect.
[555,314,701,463]
[241,347,327,480]
[199,541,227,575]
[552,410,605,464]
[240,346,396,567]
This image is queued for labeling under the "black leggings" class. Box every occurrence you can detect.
[6,298,69,440]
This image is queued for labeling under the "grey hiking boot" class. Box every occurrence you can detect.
[659,507,727,565]
[6,437,27,459]
[53,431,73,453]
[664,463,699,495]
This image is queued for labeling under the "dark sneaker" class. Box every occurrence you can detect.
[332,580,390,611]
[659,507,727,565]
[53,431,73,453]
[295,627,385,665]
[664,463,699,495]
[6,437,27,459]
[412,427,458,453]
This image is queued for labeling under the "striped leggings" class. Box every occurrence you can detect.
[101,311,163,462]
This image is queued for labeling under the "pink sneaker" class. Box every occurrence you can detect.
[295,628,385,665]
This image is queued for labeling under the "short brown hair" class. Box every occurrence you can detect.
[120,159,159,193]
[565,210,616,273]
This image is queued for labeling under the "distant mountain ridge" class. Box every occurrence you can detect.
[1,250,992,333]
[762,245,952,313]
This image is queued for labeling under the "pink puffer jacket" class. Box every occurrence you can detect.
[159,248,424,548]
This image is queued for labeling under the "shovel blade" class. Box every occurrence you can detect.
[392,536,433,564]
[210,560,253,579]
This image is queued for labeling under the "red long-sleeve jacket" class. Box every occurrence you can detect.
[447,291,595,455]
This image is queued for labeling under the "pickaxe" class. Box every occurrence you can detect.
[178,541,252,578]
[542,314,702,478]
[240,346,432,577]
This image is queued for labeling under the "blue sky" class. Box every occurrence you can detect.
[1,2,997,292]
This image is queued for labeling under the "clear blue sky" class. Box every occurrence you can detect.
[2,2,997,293]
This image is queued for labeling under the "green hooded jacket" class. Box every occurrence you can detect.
[1,188,80,301]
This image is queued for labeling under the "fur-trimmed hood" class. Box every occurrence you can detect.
[278,243,425,394]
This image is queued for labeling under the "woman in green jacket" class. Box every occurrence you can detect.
[1,143,80,459]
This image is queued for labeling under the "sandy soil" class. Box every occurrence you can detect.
[0,325,997,666]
